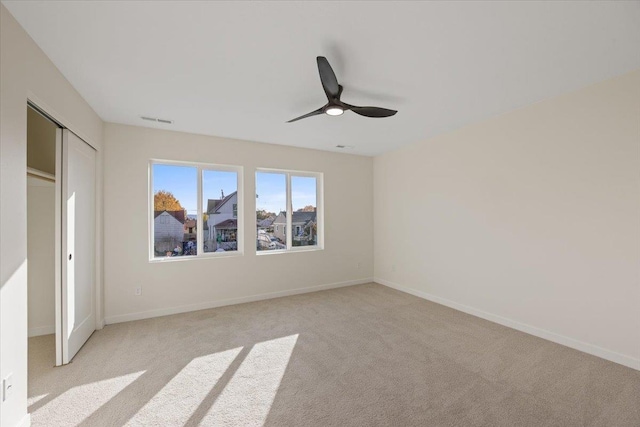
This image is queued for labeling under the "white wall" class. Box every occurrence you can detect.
[0,5,103,425]
[27,177,56,337]
[103,123,373,323]
[374,70,640,370]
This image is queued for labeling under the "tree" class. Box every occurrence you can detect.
[296,205,316,212]
[154,190,184,212]
[256,209,276,220]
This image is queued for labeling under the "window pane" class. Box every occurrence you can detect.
[256,172,286,251]
[153,164,197,258]
[203,170,238,253]
[291,176,317,247]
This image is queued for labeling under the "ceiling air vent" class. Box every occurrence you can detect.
[141,116,173,124]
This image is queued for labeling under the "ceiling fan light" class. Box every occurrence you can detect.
[326,107,344,116]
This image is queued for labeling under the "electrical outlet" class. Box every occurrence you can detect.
[356,262,362,270]
[391,264,396,273]
[3,374,12,402]
[135,287,142,296]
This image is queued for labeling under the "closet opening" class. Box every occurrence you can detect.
[27,103,61,370]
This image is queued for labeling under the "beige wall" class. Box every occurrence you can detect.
[26,107,57,175]
[0,5,103,425]
[27,177,55,336]
[374,70,640,370]
[103,123,373,323]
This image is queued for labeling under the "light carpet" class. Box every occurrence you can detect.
[28,283,640,426]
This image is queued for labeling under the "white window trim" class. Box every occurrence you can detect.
[149,159,244,262]
[256,168,324,255]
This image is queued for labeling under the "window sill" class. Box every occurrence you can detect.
[256,246,324,256]
[149,251,244,263]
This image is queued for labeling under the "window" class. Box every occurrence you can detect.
[203,169,239,253]
[256,171,286,252]
[152,164,197,258]
[291,175,318,247]
[256,169,322,252]
[150,161,242,260]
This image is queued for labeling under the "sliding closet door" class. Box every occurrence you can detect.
[61,129,96,364]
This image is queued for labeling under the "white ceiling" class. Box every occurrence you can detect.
[4,1,640,156]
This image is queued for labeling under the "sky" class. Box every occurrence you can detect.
[153,165,316,217]
[153,164,237,215]
[256,172,317,214]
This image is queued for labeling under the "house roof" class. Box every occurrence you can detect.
[214,219,237,230]
[273,211,316,224]
[207,191,237,214]
[293,211,316,223]
[154,210,186,224]
[184,219,196,228]
[257,217,275,227]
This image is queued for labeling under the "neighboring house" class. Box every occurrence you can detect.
[257,216,275,232]
[272,211,287,242]
[206,191,238,247]
[272,210,316,245]
[154,210,186,254]
[213,218,237,244]
[184,218,197,242]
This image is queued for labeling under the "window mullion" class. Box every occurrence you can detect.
[197,166,203,256]
[286,172,292,249]
[317,173,323,248]
[149,162,154,260]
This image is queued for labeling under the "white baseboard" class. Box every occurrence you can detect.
[15,413,31,427]
[28,325,55,337]
[375,278,640,371]
[105,277,373,325]
[29,321,105,337]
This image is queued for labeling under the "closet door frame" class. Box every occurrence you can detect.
[28,98,101,367]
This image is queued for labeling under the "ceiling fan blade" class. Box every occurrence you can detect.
[287,107,325,123]
[344,104,398,118]
[317,56,340,99]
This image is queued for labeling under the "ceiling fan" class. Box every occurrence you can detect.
[287,56,398,123]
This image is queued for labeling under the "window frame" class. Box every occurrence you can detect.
[255,168,324,255]
[149,159,244,262]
